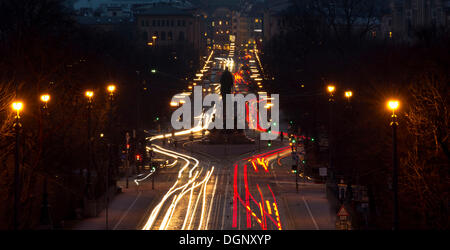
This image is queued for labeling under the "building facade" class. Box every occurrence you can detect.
[382,0,449,41]
[208,7,233,50]
[135,4,206,50]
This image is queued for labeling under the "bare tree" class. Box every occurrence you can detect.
[401,65,449,229]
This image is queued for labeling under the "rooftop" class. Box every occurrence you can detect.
[76,15,135,25]
[134,4,193,16]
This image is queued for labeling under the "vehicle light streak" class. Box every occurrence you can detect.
[266,200,272,215]
[142,144,214,230]
[134,168,156,186]
[166,159,178,167]
[257,184,267,230]
[205,175,218,230]
[232,164,238,228]
[268,184,282,230]
[232,146,289,230]
[141,51,222,230]
[251,160,258,172]
[181,181,195,230]
[244,164,251,228]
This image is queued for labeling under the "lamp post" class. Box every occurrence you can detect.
[344,90,355,200]
[345,91,352,108]
[39,94,53,229]
[12,101,23,230]
[152,35,157,47]
[106,84,116,230]
[85,91,94,201]
[388,100,400,230]
[327,85,335,185]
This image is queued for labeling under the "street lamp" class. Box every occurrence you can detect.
[327,85,336,96]
[345,91,353,109]
[84,90,94,203]
[106,84,116,230]
[40,94,50,106]
[85,90,94,100]
[11,101,23,230]
[107,84,116,95]
[345,91,352,99]
[387,99,400,230]
[12,101,23,117]
[152,35,157,48]
[327,84,336,186]
[39,94,52,229]
[388,100,399,114]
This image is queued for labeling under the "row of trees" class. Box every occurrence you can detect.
[0,0,200,229]
[262,0,449,229]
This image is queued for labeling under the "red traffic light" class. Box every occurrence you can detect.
[126,144,130,149]
[136,154,141,161]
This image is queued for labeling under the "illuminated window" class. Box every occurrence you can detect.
[219,21,222,25]
[212,21,214,26]
[389,31,393,38]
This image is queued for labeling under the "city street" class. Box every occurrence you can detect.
[69,47,336,231]
[3,0,447,234]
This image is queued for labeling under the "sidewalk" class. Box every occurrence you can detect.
[65,175,158,230]
[272,153,336,230]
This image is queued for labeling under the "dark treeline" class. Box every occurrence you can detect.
[262,0,449,229]
[0,0,200,229]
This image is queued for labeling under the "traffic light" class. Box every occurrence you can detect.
[291,165,297,173]
[126,144,130,150]
[311,137,315,141]
[267,140,272,147]
[267,128,271,134]
[151,68,157,74]
[136,154,141,161]
[302,160,306,164]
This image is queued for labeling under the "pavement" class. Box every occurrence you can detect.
[66,166,178,230]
